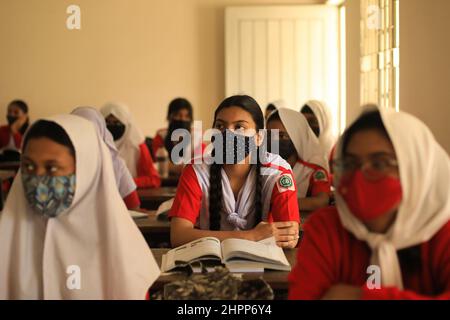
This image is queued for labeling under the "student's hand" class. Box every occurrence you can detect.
[273,221,299,249]
[250,222,274,241]
[10,115,28,134]
[321,284,362,300]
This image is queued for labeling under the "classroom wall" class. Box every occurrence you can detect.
[0,0,325,138]
[400,0,450,153]
[343,0,361,127]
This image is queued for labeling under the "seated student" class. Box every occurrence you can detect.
[300,100,337,161]
[101,102,161,189]
[266,108,331,212]
[169,95,300,248]
[0,115,160,299]
[153,98,203,176]
[71,107,141,210]
[0,100,30,152]
[289,107,450,300]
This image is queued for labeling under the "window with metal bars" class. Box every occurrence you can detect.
[360,0,399,110]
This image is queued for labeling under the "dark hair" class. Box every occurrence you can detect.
[209,95,264,230]
[8,100,29,114]
[266,110,280,123]
[300,104,314,115]
[167,98,193,121]
[23,120,75,156]
[266,103,277,113]
[342,110,390,155]
[8,100,30,134]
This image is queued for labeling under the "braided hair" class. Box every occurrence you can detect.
[209,95,264,230]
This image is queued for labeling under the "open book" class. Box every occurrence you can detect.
[161,237,291,273]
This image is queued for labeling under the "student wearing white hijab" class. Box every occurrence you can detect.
[0,115,160,299]
[101,102,160,189]
[264,100,286,122]
[267,108,331,212]
[289,106,450,300]
[301,100,337,159]
[71,107,140,209]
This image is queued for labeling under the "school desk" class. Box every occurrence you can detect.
[137,187,177,210]
[161,176,179,187]
[0,161,21,171]
[149,248,297,300]
[135,210,171,248]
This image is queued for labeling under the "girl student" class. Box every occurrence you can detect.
[101,102,160,189]
[152,97,205,176]
[289,106,450,300]
[301,100,337,160]
[71,107,141,210]
[0,99,30,152]
[169,95,301,248]
[0,115,159,299]
[266,108,331,212]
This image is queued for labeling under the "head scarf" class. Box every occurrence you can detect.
[303,100,337,157]
[334,106,450,289]
[71,107,136,199]
[100,102,144,177]
[0,115,160,299]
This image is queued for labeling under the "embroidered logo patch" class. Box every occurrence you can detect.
[313,170,328,182]
[277,174,295,193]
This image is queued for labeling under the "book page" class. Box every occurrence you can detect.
[156,198,174,216]
[129,210,148,219]
[221,238,289,267]
[161,237,222,272]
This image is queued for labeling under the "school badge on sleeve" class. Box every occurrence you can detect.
[313,170,328,182]
[277,174,295,193]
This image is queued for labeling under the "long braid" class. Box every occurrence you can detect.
[253,149,263,226]
[209,162,223,230]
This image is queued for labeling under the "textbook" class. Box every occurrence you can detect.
[161,237,291,273]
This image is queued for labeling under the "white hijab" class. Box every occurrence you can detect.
[303,100,337,157]
[71,107,137,199]
[272,108,329,198]
[334,106,450,289]
[0,115,160,299]
[100,102,144,177]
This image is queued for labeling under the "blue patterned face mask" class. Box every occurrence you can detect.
[22,174,76,218]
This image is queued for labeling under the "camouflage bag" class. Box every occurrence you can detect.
[153,265,274,300]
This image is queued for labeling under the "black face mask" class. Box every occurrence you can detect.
[266,131,297,160]
[212,130,252,164]
[168,120,191,132]
[7,116,18,126]
[107,124,126,141]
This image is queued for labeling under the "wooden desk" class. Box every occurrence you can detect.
[135,211,171,247]
[150,248,297,299]
[161,176,179,187]
[137,187,177,210]
[0,161,20,171]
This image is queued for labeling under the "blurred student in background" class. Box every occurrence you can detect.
[267,108,331,213]
[0,100,30,153]
[72,107,141,210]
[101,102,160,189]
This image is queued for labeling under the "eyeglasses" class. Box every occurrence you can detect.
[332,155,399,180]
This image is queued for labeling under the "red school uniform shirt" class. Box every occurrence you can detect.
[169,159,300,228]
[288,206,450,300]
[0,125,22,150]
[296,160,331,197]
[134,143,161,189]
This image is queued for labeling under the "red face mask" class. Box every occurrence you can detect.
[338,170,403,222]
